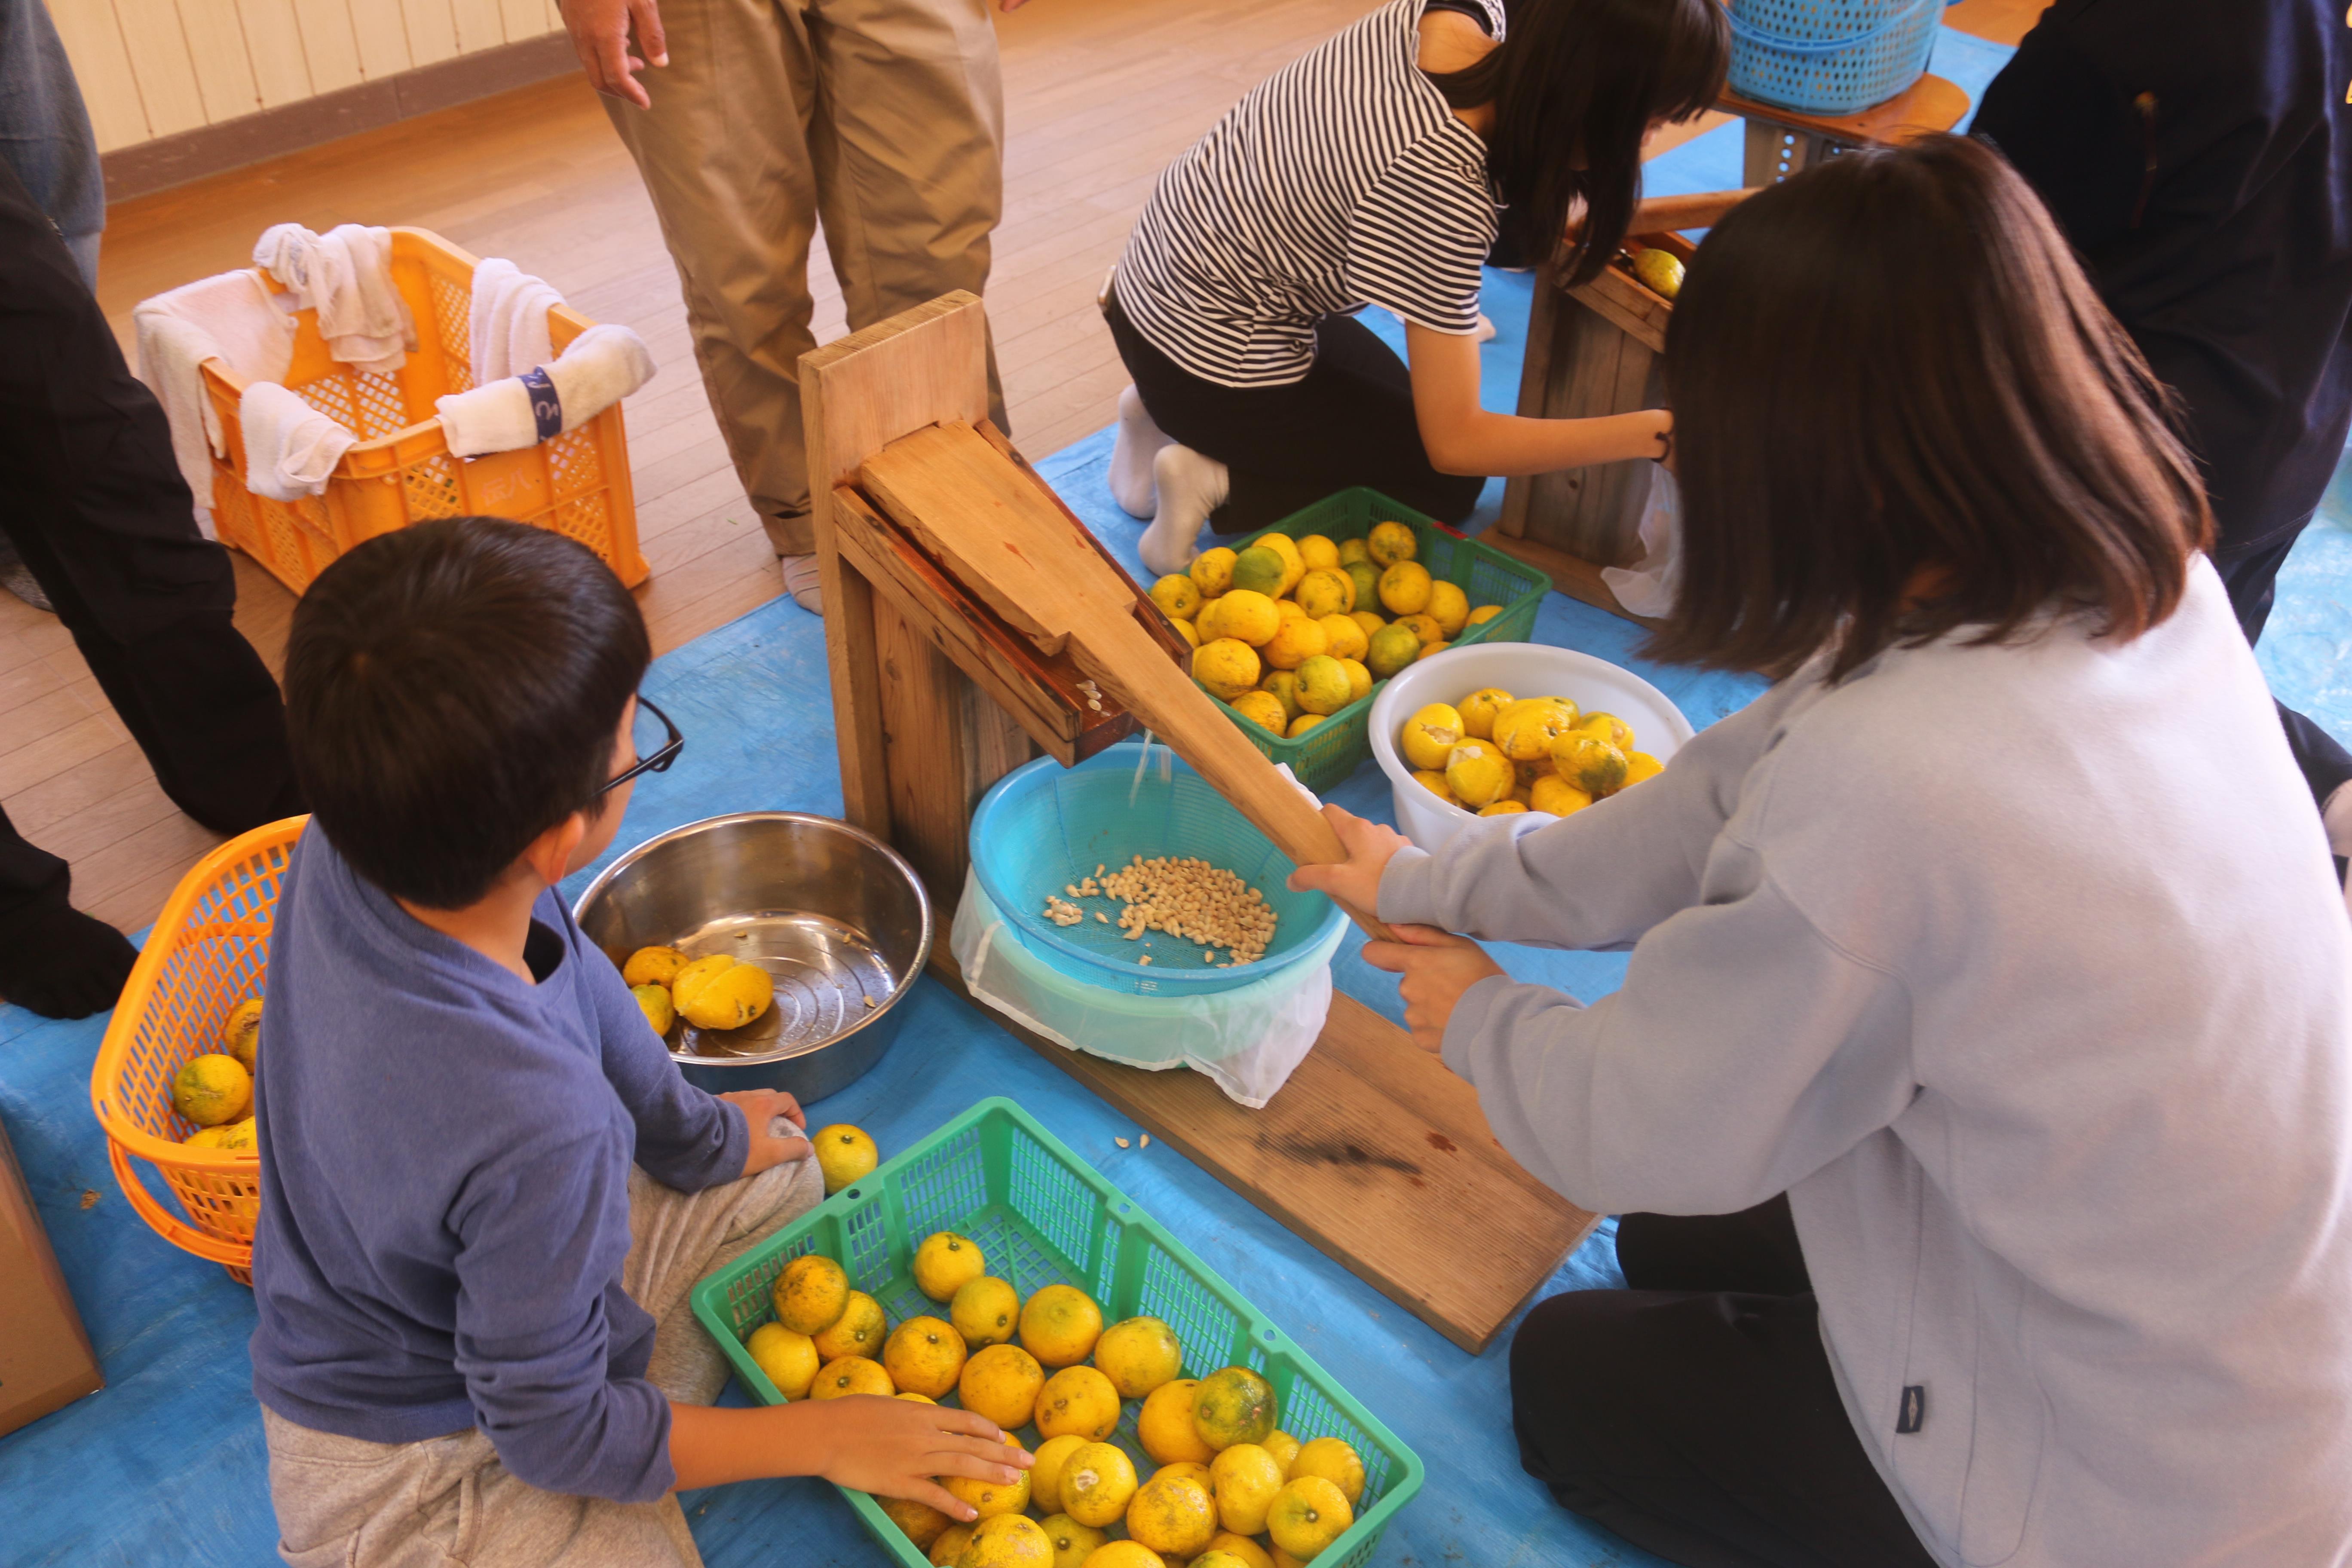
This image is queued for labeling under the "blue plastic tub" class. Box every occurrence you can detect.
[968,741,1345,996]
[1725,0,1954,116]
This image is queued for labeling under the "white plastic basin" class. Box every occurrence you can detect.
[1366,641,1696,852]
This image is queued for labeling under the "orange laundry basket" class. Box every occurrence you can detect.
[198,228,648,595]
[90,817,308,1283]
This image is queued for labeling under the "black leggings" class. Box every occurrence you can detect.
[1105,290,1485,536]
[1510,1198,1937,1568]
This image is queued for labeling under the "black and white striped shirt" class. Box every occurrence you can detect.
[1114,0,1505,389]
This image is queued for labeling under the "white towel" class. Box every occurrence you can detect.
[435,323,656,458]
[253,223,416,375]
[239,382,358,502]
[132,269,298,538]
[467,257,562,385]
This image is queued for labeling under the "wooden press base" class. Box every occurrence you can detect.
[926,946,1600,1357]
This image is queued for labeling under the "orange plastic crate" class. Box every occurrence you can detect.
[90,817,308,1282]
[196,228,648,595]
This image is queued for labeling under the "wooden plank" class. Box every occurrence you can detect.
[932,948,1600,1355]
[287,0,364,95]
[1718,73,1969,150]
[112,0,211,138]
[875,594,974,902]
[46,0,152,151]
[239,0,318,108]
[176,0,265,124]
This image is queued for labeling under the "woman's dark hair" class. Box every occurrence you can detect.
[1430,0,1728,285]
[284,517,651,910]
[1650,134,2213,682]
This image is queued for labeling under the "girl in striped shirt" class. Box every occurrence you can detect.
[1108,0,1729,572]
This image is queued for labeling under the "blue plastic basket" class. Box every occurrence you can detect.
[968,741,1346,996]
[1725,0,1953,116]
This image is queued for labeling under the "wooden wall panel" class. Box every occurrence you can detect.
[108,0,210,138]
[450,0,506,55]
[401,0,462,68]
[241,0,320,108]
[500,0,548,48]
[175,0,265,124]
[288,0,363,95]
[44,0,150,151]
[348,0,416,78]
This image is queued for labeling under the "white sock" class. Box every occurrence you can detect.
[1473,311,1497,344]
[780,553,824,616]
[1109,384,1172,518]
[1139,444,1228,576]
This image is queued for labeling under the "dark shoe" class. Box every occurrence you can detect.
[0,894,138,1019]
[0,537,53,613]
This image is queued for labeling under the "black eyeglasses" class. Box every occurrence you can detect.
[602,695,683,794]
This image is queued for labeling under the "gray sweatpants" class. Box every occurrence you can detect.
[262,1155,822,1568]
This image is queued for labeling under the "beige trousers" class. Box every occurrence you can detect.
[262,1155,822,1568]
[600,0,1009,554]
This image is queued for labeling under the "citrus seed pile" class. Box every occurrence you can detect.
[1044,854,1277,967]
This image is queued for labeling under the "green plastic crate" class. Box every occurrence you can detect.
[1201,488,1550,793]
[692,1098,1424,1567]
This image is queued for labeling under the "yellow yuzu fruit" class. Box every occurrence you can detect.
[1138,1378,1215,1465]
[1292,654,1352,716]
[959,1343,1046,1430]
[914,1231,988,1302]
[1031,1434,1089,1513]
[1154,1461,1212,1491]
[1079,1544,1163,1568]
[1259,669,1305,721]
[1346,606,1386,639]
[1365,623,1422,680]
[1261,1430,1302,1477]
[1094,1315,1184,1399]
[1623,749,1665,786]
[1286,713,1326,737]
[679,959,773,1030]
[1259,616,1327,671]
[1020,1283,1105,1367]
[1398,702,1463,771]
[1337,537,1370,567]
[1491,697,1579,762]
[1060,1440,1140,1528]
[621,945,690,986]
[810,1355,894,1399]
[1529,775,1596,817]
[1444,741,1514,808]
[1192,639,1262,703]
[1366,520,1417,567]
[943,1433,1031,1522]
[1039,1513,1107,1568]
[1228,691,1287,734]
[1191,1365,1277,1451]
[929,1524,977,1566]
[221,997,263,1070]
[1190,548,1237,597]
[1577,711,1635,750]
[668,953,735,1016]
[897,1392,937,1403]
[1411,769,1456,803]
[1204,1536,1277,1568]
[1297,533,1341,571]
[959,1512,1055,1568]
[879,1495,953,1552]
[1125,1470,1218,1560]
[1393,611,1445,648]
[1202,590,1279,647]
[1266,1476,1354,1561]
[1456,687,1514,740]
[631,984,676,1036]
[1294,569,1354,619]
[1315,613,1366,662]
[1036,1365,1122,1441]
[812,1289,887,1362]
[172,1054,251,1127]
[1338,657,1373,703]
[951,1276,1022,1349]
[1170,617,1200,649]
[1343,560,1381,613]
[1230,546,1288,598]
[1633,246,1686,298]
[1289,1438,1366,1504]
[812,1124,877,1194]
[1426,580,1469,637]
[1254,531,1306,594]
[211,1116,257,1152]
[746,1321,821,1399]
[884,1314,968,1398]
[773,1253,850,1335]
[1480,799,1530,815]
[1377,560,1433,616]
[1552,733,1630,796]
[1209,1443,1286,1534]
[1150,575,1202,621]
[1466,603,1503,628]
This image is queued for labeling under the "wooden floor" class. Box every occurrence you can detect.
[4,0,2046,940]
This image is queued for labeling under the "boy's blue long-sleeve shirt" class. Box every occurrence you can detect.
[248,827,747,1502]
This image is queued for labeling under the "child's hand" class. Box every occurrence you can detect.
[1286,804,1409,914]
[816,1397,1030,1520]
[722,1088,810,1177]
[1360,924,1505,1054]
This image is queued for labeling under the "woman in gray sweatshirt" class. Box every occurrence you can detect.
[1296,136,2352,1568]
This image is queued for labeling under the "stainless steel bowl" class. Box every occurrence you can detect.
[573,812,933,1102]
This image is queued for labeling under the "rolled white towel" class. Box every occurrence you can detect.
[239,382,358,502]
[132,269,298,536]
[435,323,656,458]
[253,222,416,375]
[468,257,562,386]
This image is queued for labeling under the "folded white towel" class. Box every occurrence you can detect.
[132,269,298,538]
[435,323,656,458]
[253,222,416,376]
[239,382,358,502]
[467,257,562,385]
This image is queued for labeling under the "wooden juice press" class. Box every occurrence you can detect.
[807,294,1596,1353]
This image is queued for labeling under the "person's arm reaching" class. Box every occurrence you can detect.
[1407,322,1671,477]
[667,1397,1029,1511]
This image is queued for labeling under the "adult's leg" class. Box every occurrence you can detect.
[1509,1200,1935,1568]
[808,0,1008,434]
[2212,527,2352,807]
[599,0,826,559]
[0,805,135,1019]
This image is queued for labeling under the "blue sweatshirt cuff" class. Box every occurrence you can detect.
[1378,845,1437,925]
[1441,971,1516,1080]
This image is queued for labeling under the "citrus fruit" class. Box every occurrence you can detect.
[1456,687,1514,740]
[1138,1378,1216,1464]
[211,1116,257,1152]
[220,997,263,1070]
[1036,1365,1122,1442]
[1377,560,1433,615]
[1444,741,1514,808]
[1491,697,1578,761]
[1344,560,1381,612]
[1094,1315,1183,1399]
[960,1343,1046,1429]
[772,1252,849,1334]
[813,1289,887,1362]
[1202,589,1280,647]
[929,1523,976,1566]
[810,1354,894,1399]
[1262,1429,1302,1477]
[1623,750,1664,786]
[630,983,676,1036]
[1228,690,1287,734]
[1193,1553,1259,1568]
[1292,654,1351,715]
[1294,568,1354,619]
[1230,546,1288,598]
[1154,1460,1212,1490]
[1266,1476,1354,1560]
[1127,1470,1218,1559]
[1170,617,1200,649]
[1039,1513,1107,1568]
[1192,639,1262,702]
[668,953,736,1016]
[746,1321,821,1398]
[898,1391,937,1403]
[1337,536,1369,567]
[813,1124,877,1194]
[1391,612,1442,650]
[680,958,773,1030]
[172,1054,251,1128]
[1274,597,1311,625]
[1191,1366,1277,1450]
[1577,711,1635,750]
[622,944,689,986]
[951,1276,1022,1349]
[1259,669,1305,721]
[1411,768,1455,803]
[1315,613,1366,662]
[1480,799,1530,815]
[1149,575,1202,622]
[915,1231,987,1302]
[1203,1537,1276,1568]
[1289,1437,1366,1504]
[1060,1440,1139,1527]
[1530,775,1595,816]
[1366,520,1417,567]
[1633,246,1685,298]
[1365,622,1422,679]
[1208,1442,1286,1534]
[1019,1283,1105,1367]
[1031,1433,1090,1513]
[1466,603,1503,628]
[1287,714,1325,737]
[943,1433,1032,1522]
[1297,533,1340,571]
[1254,531,1306,594]
[1079,1544,1163,1568]
[1338,657,1373,703]
[1260,616,1326,671]
[1425,579,1470,636]
[879,1497,952,1552]
[1552,733,1630,796]
[885,1314,968,1398]
[1269,1551,1308,1568]
[1399,702,1463,771]
[1190,547,1238,597]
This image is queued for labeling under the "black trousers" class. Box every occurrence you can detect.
[0,155,301,920]
[2211,522,2352,806]
[1104,289,1486,536]
[1510,1197,1937,1568]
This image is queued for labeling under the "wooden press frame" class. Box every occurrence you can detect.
[806,293,1598,1354]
